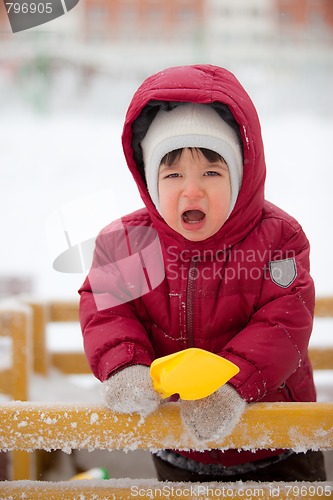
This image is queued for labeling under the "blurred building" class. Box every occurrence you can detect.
[81,0,333,78]
[0,0,332,114]
[1,0,332,65]
[78,0,205,74]
[276,0,333,30]
[81,0,333,46]
[0,1,8,31]
[83,0,204,42]
[205,0,276,70]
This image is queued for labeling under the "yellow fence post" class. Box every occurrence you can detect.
[0,305,36,480]
[29,301,49,377]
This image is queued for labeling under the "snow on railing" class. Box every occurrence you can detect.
[0,401,332,499]
[1,401,333,454]
[0,478,331,500]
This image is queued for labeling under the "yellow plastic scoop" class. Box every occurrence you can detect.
[150,348,239,400]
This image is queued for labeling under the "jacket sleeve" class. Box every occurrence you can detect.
[79,221,155,382]
[220,220,315,403]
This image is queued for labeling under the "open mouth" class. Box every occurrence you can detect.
[182,210,206,224]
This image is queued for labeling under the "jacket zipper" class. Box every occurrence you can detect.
[186,259,220,462]
[186,259,197,348]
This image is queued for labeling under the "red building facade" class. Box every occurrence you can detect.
[82,0,205,41]
[276,0,333,29]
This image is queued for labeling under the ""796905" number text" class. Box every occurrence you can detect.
[6,3,52,14]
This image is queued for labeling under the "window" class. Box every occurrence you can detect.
[120,2,139,25]
[147,3,164,26]
[87,5,106,24]
[177,4,197,24]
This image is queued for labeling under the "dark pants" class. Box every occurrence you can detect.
[152,451,326,482]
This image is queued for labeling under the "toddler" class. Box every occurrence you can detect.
[79,65,326,482]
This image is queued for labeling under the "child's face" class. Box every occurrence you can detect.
[158,148,231,241]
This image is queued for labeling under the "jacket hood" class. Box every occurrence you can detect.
[121,64,266,254]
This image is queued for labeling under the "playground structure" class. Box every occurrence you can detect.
[0,297,332,498]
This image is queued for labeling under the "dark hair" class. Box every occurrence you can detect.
[161,147,225,166]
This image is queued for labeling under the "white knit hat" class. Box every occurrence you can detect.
[141,103,243,215]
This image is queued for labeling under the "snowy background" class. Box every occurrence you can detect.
[0,0,333,482]
[1,92,333,300]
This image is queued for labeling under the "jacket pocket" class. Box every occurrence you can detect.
[150,322,186,357]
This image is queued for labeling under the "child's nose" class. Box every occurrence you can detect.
[182,177,205,199]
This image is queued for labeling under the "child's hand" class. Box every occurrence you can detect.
[180,384,246,443]
[102,365,161,417]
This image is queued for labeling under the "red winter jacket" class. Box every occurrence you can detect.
[79,65,316,467]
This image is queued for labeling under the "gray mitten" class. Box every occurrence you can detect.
[181,383,246,442]
[102,365,161,417]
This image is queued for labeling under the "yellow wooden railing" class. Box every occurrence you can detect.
[0,401,332,499]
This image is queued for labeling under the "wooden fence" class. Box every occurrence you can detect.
[0,298,332,498]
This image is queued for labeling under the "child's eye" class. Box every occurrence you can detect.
[204,170,221,176]
[165,172,181,179]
